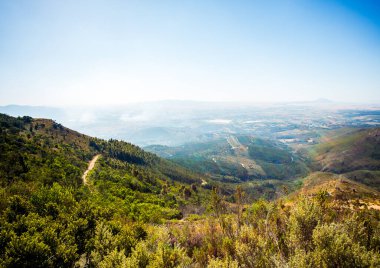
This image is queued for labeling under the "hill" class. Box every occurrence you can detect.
[290,172,380,209]
[310,127,380,190]
[0,113,212,266]
[0,113,207,216]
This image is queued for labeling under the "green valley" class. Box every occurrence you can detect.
[1,113,380,267]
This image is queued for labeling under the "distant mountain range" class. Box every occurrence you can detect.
[1,101,380,148]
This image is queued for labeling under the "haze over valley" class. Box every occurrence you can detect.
[1,0,380,267]
[1,100,379,147]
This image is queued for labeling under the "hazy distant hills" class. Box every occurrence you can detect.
[0,105,65,121]
[2,101,380,147]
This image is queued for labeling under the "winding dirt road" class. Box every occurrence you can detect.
[82,154,101,185]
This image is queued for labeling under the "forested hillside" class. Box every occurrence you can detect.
[146,135,309,201]
[0,114,208,267]
[146,136,308,183]
[1,114,380,267]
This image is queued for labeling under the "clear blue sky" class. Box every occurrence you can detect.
[0,0,379,105]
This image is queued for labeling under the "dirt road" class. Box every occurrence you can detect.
[82,154,101,185]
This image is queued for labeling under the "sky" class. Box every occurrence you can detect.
[0,0,380,106]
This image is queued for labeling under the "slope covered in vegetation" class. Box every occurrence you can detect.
[310,127,380,190]
[146,135,309,182]
[0,113,208,267]
[290,172,380,209]
[1,114,380,267]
